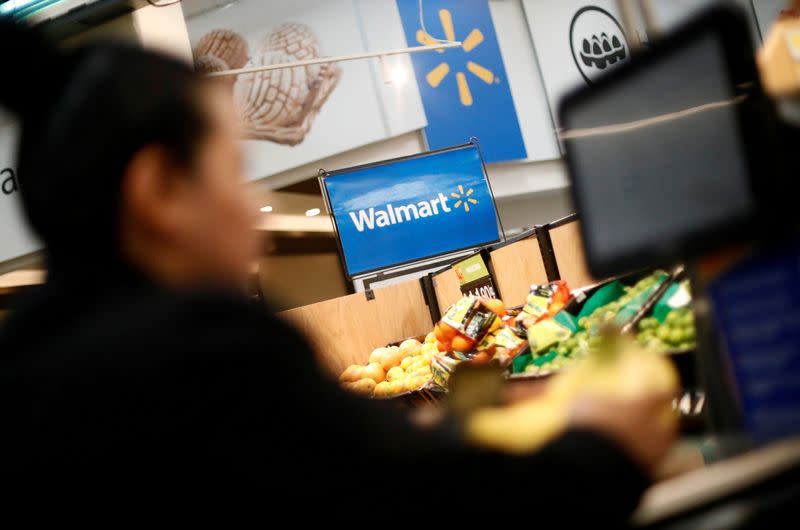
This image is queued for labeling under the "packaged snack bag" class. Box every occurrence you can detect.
[518,281,571,328]
[527,311,579,354]
[437,296,506,352]
[490,326,528,366]
[431,354,462,390]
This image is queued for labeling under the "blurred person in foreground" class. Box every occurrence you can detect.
[0,22,674,520]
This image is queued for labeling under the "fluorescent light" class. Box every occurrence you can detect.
[305,208,321,217]
[259,205,273,213]
[0,0,44,15]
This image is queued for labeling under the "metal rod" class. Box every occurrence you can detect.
[206,41,462,78]
[617,0,642,50]
[640,0,661,40]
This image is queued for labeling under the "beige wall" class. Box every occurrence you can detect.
[496,189,574,231]
[260,253,349,311]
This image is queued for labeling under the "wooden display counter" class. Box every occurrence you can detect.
[489,234,548,307]
[548,216,596,289]
[430,267,461,317]
[279,278,434,376]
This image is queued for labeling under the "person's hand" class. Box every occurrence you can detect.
[569,393,678,474]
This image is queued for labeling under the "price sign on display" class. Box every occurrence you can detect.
[453,253,496,299]
[321,143,502,278]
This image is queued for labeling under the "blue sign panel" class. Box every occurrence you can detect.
[708,241,800,444]
[323,144,501,277]
[396,0,527,163]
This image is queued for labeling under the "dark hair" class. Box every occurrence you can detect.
[0,19,210,267]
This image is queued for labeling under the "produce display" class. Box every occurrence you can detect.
[340,337,436,398]
[338,271,694,397]
[431,297,529,389]
[576,272,665,332]
[467,332,680,454]
[514,271,695,375]
[637,308,696,352]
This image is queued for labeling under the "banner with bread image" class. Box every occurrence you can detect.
[194,24,341,147]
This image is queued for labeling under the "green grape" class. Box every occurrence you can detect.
[665,311,681,325]
[668,328,685,344]
[656,327,670,341]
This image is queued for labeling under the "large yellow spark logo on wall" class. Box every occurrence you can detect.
[417,9,495,107]
[451,185,478,213]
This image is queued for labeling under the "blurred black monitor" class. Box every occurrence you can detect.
[560,5,782,279]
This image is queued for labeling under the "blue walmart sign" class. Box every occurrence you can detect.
[323,144,501,277]
[396,0,527,163]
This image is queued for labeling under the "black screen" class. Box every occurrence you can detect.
[562,31,755,276]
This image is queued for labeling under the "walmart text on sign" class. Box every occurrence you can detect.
[323,144,501,277]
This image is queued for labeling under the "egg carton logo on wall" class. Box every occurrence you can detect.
[569,6,629,84]
[194,24,341,146]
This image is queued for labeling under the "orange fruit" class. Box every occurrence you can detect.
[362,362,386,383]
[438,322,459,341]
[386,366,405,382]
[339,364,363,383]
[434,323,445,342]
[451,335,476,353]
[399,339,422,357]
[471,351,492,364]
[380,348,403,371]
[373,381,391,397]
[482,298,507,317]
[437,341,451,352]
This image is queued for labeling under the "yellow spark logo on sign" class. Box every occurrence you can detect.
[450,185,478,213]
[417,9,495,107]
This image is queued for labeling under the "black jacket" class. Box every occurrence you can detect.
[0,262,647,521]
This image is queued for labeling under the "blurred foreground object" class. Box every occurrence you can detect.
[560,5,780,278]
[758,1,800,100]
[466,331,678,456]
